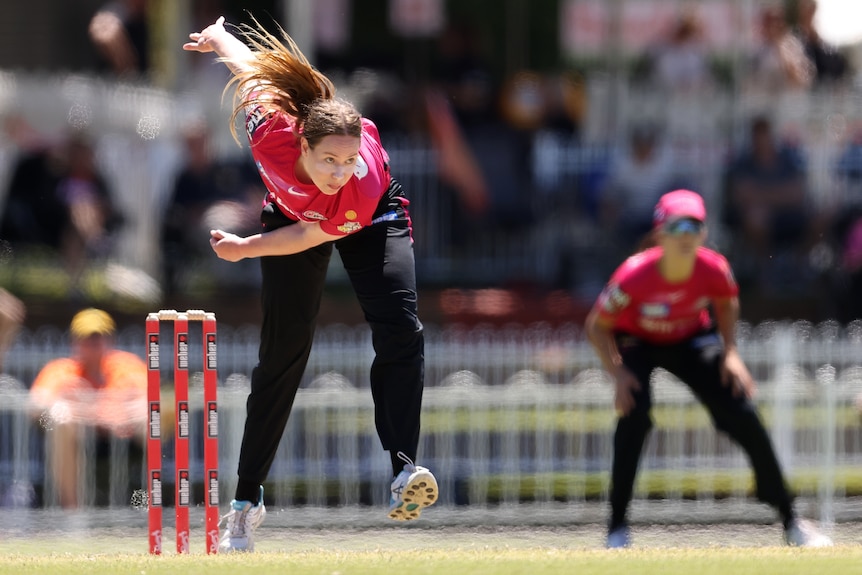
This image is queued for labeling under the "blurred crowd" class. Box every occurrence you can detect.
[0,0,860,324]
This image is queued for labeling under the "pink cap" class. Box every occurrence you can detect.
[653,189,707,227]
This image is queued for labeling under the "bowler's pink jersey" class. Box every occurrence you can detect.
[245,106,392,236]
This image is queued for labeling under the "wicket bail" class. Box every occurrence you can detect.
[146,310,219,555]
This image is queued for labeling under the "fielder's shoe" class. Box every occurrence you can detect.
[784,518,833,547]
[219,485,266,552]
[388,451,438,521]
[606,524,631,549]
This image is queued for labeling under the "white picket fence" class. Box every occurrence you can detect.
[1,320,862,526]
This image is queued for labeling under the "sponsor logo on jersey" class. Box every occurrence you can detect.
[302,210,327,220]
[640,303,670,318]
[337,222,363,234]
[637,318,676,333]
[246,106,269,138]
[353,155,369,179]
[371,211,398,225]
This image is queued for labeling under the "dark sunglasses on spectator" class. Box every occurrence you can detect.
[663,218,704,236]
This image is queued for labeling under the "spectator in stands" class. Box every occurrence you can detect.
[426,20,493,226]
[793,0,849,86]
[0,122,65,252]
[0,289,25,374]
[647,11,713,92]
[835,125,862,190]
[426,20,534,244]
[0,132,125,291]
[838,218,862,321]
[424,88,490,226]
[748,4,813,92]
[831,130,862,321]
[161,120,262,295]
[89,0,151,78]
[723,115,820,293]
[599,123,689,255]
[585,189,833,549]
[28,309,146,508]
[183,0,235,92]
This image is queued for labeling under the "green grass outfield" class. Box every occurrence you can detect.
[1,547,861,575]
[2,525,862,575]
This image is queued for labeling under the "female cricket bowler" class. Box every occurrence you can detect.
[585,189,832,549]
[183,16,437,552]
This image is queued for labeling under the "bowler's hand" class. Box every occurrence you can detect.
[209,229,247,262]
[183,16,226,53]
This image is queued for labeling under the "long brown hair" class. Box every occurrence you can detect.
[224,17,362,146]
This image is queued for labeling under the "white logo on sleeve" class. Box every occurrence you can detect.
[353,155,369,179]
[600,284,631,314]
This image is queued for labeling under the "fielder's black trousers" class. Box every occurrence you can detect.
[609,329,795,530]
[235,179,424,499]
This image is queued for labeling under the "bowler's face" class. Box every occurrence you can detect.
[300,135,361,196]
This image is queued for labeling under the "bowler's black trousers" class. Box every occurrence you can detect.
[235,178,424,500]
[609,329,795,530]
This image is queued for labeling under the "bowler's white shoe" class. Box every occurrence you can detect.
[388,452,438,521]
[219,486,266,552]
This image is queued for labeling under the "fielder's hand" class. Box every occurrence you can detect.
[720,349,757,399]
[612,365,641,417]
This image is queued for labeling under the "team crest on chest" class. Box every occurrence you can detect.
[599,284,630,314]
[337,209,361,233]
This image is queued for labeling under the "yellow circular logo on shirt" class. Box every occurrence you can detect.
[345,210,357,220]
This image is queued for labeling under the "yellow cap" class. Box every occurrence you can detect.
[69,308,116,339]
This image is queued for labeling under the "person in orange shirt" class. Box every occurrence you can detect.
[29,308,147,508]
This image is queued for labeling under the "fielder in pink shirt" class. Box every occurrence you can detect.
[585,189,831,549]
